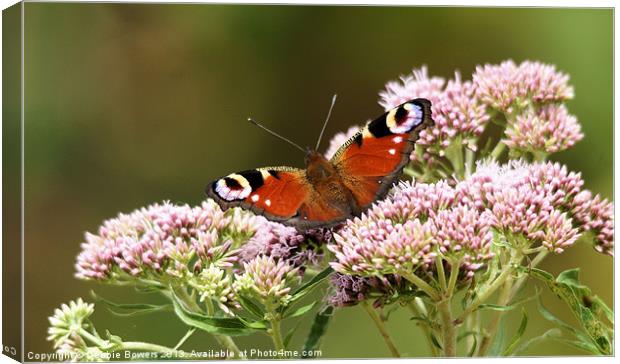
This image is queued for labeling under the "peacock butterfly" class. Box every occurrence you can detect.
[206,97,434,230]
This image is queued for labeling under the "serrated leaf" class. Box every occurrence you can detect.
[503,308,528,356]
[302,305,334,357]
[284,301,316,319]
[90,290,171,317]
[171,292,265,336]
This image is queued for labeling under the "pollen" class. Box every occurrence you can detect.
[389,148,396,155]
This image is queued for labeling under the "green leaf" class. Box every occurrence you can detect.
[511,328,562,356]
[488,316,506,356]
[90,290,171,317]
[430,333,443,350]
[477,303,516,312]
[171,292,265,336]
[467,334,478,357]
[503,308,528,356]
[284,301,316,319]
[288,267,334,306]
[302,305,334,357]
[237,294,265,319]
[283,321,302,349]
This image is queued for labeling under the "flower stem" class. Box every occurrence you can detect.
[401,272,440,301]
[491,142,507,160]
[465,147,475,176]
[438,299,456,357]
[455,260,515,324]
[407,300,438,357]
[268,316,285,357]
[361,301,401,358]
[476,276,514,356]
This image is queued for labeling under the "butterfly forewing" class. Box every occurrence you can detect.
[331,98,434,209]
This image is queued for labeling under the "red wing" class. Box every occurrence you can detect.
[207,167,348,229]
[331,98,434,209]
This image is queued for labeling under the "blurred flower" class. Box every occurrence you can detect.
[504,104,583,155]
[379,66,445,109]
[473,60,573,113]
[429,205,494,277]
[573,190,614,256]
[324,125,361,159]
[47,298,94,349]
[234,256,300,306]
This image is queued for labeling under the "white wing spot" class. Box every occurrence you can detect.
[389,148,396,155]
[265,199,272,207]
[393,136,403,143]
[251,194,259,202]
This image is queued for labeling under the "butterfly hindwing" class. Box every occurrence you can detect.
[331,98,434,209]
[207,166,348,228]
[207,167,309,220]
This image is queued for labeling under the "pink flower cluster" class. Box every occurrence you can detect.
[75,200,255,280]
[504,104,583,154]
[328,160,614,281]
[75,200,327,282]
[473,60,574,112]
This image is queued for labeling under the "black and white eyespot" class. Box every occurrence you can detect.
[214,174,253,201]
[385,102,423,134]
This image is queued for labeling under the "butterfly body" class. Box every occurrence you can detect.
[207,98,434,230]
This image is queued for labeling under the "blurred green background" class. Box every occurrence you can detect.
[14,3,612,358]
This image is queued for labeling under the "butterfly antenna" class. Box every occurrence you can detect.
[247,117,306,154]
[315,94,338,151]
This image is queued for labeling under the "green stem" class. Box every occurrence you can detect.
[509,250,548,302]
[435,256,448,292]
[438,299,456,357]
[465,147,475,177]
[446,260,461,298]
[173,328,195,350]
[362,301,401,358]
[476,276,514,356]
[401,272,440,301]
[491,142,507,160]
[455,260,516,324]
[268,316,285,357]
[407,301,438,357]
